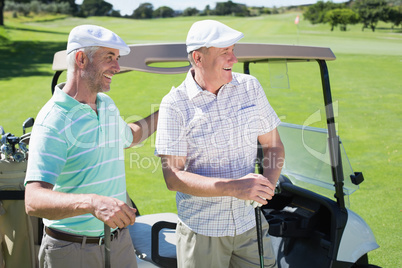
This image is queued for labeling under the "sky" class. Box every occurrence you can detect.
[75,0,349,16]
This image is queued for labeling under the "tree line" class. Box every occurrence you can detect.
[1,0,282,24]
[1,0,401,32]
[304,0,402,31]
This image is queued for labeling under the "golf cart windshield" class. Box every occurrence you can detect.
[278,123,358,199]
[51,43,360,206]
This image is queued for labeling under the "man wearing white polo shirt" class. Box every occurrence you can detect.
[155,20,284,267]
[24,25,157,267]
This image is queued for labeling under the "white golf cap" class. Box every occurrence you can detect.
[66,24,130,56]
[186,20,244,53]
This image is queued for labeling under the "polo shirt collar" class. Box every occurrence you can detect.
[185,69,240,100]
[53,83,98,115]
[185,69,204,100]
[53,83,80,111]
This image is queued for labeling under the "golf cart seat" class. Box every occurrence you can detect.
[128,213,178,268]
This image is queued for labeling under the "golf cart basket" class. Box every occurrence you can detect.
[50,43,379,268]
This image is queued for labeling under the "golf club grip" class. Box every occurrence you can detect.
[104,224,111,268]
[255,207,264,267]
[256,141,264,267]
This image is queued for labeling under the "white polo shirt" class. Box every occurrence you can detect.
[155,70,280,237]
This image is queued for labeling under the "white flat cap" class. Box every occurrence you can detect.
[66,25,130,56]
[186,20,244,53]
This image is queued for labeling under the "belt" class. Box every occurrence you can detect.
[45,226,119,245]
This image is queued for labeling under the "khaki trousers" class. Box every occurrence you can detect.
[39,227,137,268]
[176,216,277,268]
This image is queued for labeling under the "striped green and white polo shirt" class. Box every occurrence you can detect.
[25,84,133,236]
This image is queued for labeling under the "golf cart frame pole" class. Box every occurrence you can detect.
[317,59,346,210]
[245,58,346,210]
[243,61,250,75]
[244,61,264,268]
[51,71,63,94]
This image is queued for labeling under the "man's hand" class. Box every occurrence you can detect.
[245,199,264,208]
[232,173,275,205]
[91,195,137,229]
[25,181,137,228]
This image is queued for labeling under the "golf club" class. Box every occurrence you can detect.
[255,206,264,268]
[13,152,24,162]
[256,143,264,268]
[22,117,34,135]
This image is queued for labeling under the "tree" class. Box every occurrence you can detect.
[56,0,78,15]
[201,5,212,16]
[304,0,345,24]
[153,6,174,18]
[183,7,199,16]
[48,0,78,15]
[352,0,390,31]
[1,0,4,26]
[324,8,360,31]
[387,6,402,28]
[110,9,121,17]
[215,1,249,16]
[132,3,153,19]
[81,0,113,16]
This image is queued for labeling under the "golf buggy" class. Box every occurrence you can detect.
[0,42,379,267]
[51,43,379,268]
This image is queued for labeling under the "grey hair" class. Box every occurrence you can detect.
[188,52,195,66]
[66,46,100,81]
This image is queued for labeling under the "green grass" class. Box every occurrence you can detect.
[1,12,401,267]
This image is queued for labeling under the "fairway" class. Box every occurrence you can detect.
[0,13,401,267]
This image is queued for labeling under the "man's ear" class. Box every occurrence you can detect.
[75,51,87,68]
[193,51,202,65]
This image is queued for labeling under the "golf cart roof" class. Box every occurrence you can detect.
[52,43,336,74]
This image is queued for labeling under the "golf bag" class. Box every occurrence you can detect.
[0,159,41,268]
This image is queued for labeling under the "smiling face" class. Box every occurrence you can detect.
[193,45,238,94]
[82,47,121,93]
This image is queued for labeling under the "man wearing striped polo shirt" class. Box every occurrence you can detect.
[24,25,157,267]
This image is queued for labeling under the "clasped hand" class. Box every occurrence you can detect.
[234,173,275,208]
[92,195,137,229]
